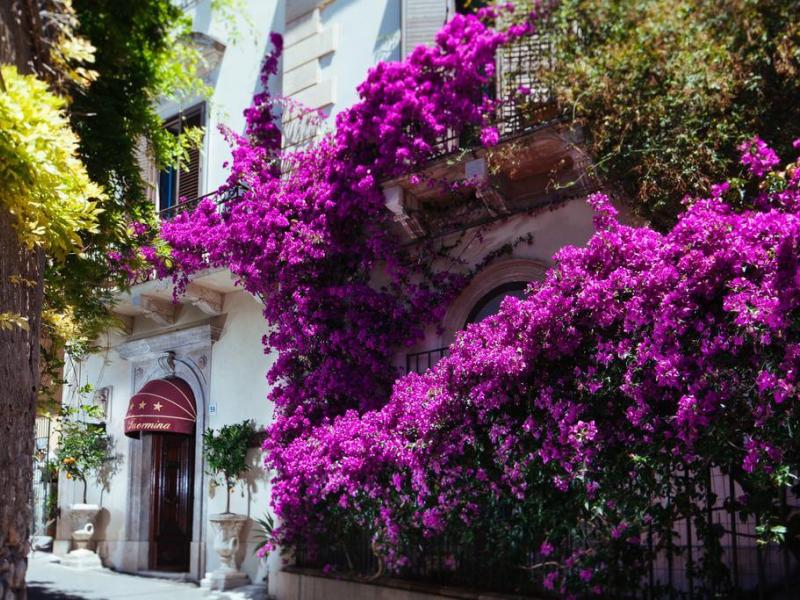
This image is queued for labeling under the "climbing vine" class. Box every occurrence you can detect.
[150,0,537,557]
[140,2,800,596]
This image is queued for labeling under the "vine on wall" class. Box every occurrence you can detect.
[141,2,800,595]
[150,0,539,558]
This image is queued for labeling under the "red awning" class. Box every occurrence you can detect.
[124,378,197,438]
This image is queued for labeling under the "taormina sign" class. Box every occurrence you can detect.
[123,377,197,438]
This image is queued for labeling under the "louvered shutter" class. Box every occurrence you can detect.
[401,0,451,59]
[179,146,201,203]
[177,108,204,204]
[135,136,159,207]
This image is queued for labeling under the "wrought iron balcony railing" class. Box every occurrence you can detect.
[406,347,448,375]
[157,186,242,220]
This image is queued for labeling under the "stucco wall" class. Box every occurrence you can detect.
[55,291,275,584]
[205,290,275,582]
[396,196,600,370]
[273,569,531,600]
[318,0,401,118]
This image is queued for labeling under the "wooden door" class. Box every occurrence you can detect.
[149,433,194,571]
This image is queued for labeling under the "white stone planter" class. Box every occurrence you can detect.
[61,503,103,569]
[200,513,250,591]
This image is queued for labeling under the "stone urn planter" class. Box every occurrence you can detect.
[200,513,250,591]
[61,503,103,569]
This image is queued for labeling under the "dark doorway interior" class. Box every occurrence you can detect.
[149,433,195,572]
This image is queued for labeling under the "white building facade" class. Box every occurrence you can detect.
[53,1,608,598]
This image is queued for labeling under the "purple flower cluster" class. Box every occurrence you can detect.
[739,136,781,177]
[266,141,800,593]
[155,5,534,556]
[144,0,800,591]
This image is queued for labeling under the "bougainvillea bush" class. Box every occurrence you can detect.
[267,140,800,596]
[159,10,528,430]
[146,2,800,596]
[156,5,537,548]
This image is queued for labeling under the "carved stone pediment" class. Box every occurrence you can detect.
[115,321,221,361]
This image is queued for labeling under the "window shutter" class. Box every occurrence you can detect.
[178,145,201,203]
[176,107,204,204]
[135,136,159,207]
[401,0,451,59]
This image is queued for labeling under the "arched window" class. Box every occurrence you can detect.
[465,281,528,325]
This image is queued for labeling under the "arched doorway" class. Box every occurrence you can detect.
[124,377,197,572]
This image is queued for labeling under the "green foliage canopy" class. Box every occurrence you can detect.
[54,403,113,504]
[543,0,800,228]
[0,65,102,260]
[45,0,208,351]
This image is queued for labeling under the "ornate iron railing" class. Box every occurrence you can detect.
[405,347,448,375]
[294,467,800,598]
[157,185,242,220]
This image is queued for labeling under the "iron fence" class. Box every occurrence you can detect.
[405,347,449,375]
[294,465,800,598]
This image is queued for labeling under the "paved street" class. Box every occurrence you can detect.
[26,553,266,600]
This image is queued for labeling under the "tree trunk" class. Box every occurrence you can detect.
[0,211,44,600]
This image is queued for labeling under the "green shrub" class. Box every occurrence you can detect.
[203,419,255,513]
[54,404,113,504]
[541,0,800,228]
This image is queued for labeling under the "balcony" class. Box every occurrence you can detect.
[405,347,448,375]
[426,23,558,162]
[157,186,241,220]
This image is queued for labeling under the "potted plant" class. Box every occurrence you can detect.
[200,419,255,591]
[55,404,112,505]
[54,403,113,568]
[203,419,255,513]
[252,512,274,586]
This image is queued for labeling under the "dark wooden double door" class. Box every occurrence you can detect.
[149,433,194,572]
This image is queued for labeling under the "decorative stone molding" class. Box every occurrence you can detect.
[466,158,510,216]
[116,321,221,361]
[130,294,177,326]
[93,386,112,421]
[283,6,338,131]
[112,315,133,335]
[384,185,426,240]
[284,25,338,72]
[441,258,549,345]
[286,0,324,23]
[121,319,215,581]
[189,32,225,80]
[184,283,224,315]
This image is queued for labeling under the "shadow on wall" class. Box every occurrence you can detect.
[374,0,401,62]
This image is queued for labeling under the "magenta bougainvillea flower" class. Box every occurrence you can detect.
[142,1,800,593]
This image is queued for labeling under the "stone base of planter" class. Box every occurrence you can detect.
[201,512,250,591]
[200,569,250,591]
[61,548,103,570]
